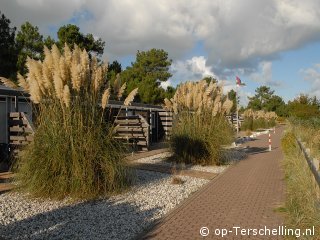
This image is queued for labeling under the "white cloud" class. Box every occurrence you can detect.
[249,61,281,87]
[1,0,85,33]
[2,0,320,74]
[301,64,320,97]
[168,56,215,86]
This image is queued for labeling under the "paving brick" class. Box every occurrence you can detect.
[139,127,286,240]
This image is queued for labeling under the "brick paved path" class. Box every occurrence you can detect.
[140,127,285,239]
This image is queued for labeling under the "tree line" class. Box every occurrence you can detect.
[246,85,320,119]
[1,11,319,117]
[0,11,175,104]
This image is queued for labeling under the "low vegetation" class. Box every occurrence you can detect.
[2,44,138,199]
[290,117,320,159]
[281,128,320,239]
[241,109,277,131]
[164,80,234,165]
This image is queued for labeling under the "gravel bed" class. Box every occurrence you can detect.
[0,169,208,240]
[133,149,247,173]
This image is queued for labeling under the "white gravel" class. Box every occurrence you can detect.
[133,150,247,174]
[0,169,208,240]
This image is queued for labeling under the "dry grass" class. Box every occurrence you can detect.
[164,80,232,115]
[11,44,138,200]
[171,176,184,185]
[166,80,234,166]
[170,165,184,185]
[281,128,320,239]
[291,118,320,159]
[241,109,277,131]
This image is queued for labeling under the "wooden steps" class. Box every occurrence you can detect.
[158,111,173,139]
[0,172,15,193]
[114,115,150,151]
[8,112,34,158]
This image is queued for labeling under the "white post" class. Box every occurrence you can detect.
[236,85,239,135]
[269,132,272,151]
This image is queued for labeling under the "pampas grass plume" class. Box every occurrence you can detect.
[17,73,29,91]
[118,82,126,100]
[124,88,138,106]
[101,88,110,109]
[63,85,71,108]
[0,77,17,89]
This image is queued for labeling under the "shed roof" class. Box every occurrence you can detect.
[0,84,27,97]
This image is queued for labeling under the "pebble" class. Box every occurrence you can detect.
[0,169,208,240]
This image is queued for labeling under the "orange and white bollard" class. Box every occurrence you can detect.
[274,127,276,134]
[268,132,272,151]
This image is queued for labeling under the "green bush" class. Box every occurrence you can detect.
[170,112,234,165]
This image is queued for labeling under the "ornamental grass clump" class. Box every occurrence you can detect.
[164,80,234,165]
[3,44,137,199]
[241,109,277,131]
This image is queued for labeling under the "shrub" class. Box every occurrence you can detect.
[241,109,277,131]
[2,44,137,199]
[170,112,233,165]
[165,80,234,165]
[241,117,253,131]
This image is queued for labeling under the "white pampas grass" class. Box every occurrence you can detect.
[53,71,64,100]
[164,98,173,110]
[168,80,228,115]
[118,82,126,100]
[63,85,71,108]
[0,77,17,89]
[113,73,121,94]
[124,88,138,106]
[101,88,111,109]
[17,73,29,92]
[221,98,233,115]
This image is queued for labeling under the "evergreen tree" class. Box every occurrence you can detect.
[0,11,17,79]
[121,49,172,104]
[16,22,44,75]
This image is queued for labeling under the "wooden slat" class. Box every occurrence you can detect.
[159,116,173,120]
[161,122,173,127]
[117,123,149,128]
[116,127,148,131]
[10,140,29,145]
[9,112,21,118]
[116,132,146,137]
[115,115,141,120]
[10,135,27,141]
[9,126,33,133]
[114,119,143,124]
[158,111,173,116]
[116,131,145,135]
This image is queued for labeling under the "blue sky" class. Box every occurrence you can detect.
[2,0,320,105]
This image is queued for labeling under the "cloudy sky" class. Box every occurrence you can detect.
[2,0,320,104]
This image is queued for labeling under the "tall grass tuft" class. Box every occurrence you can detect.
[12,44,135,200]
[165,80,234,165]
[281,129,320,239]
[241,109,277,131]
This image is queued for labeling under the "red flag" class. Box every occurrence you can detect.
[236,76,241,85]
[236,76,245,86]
